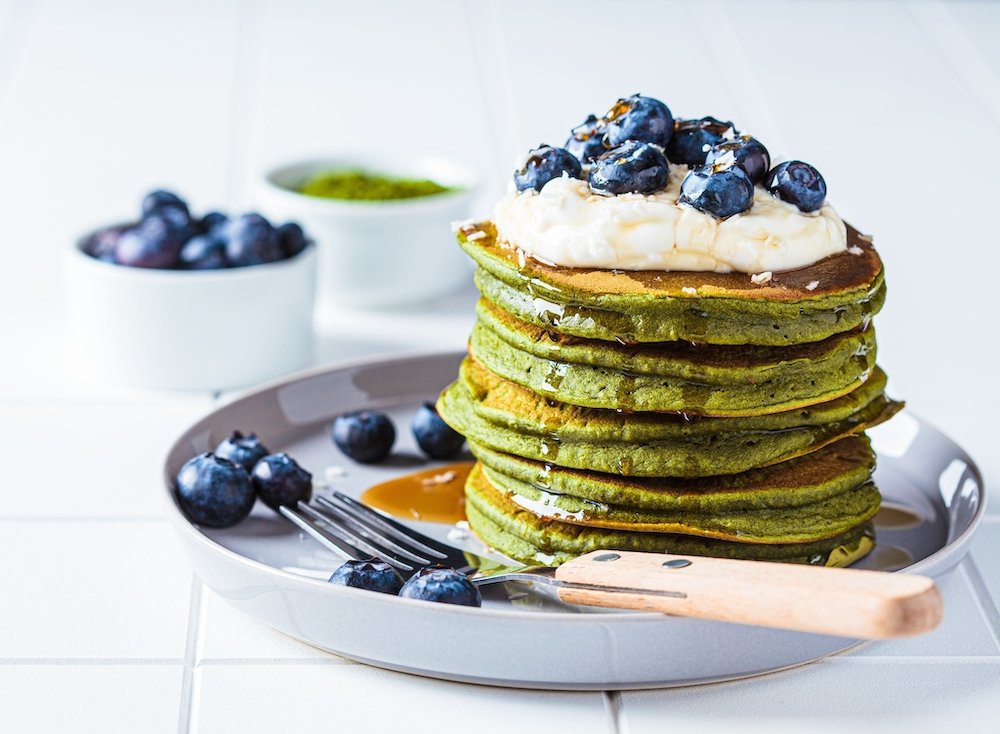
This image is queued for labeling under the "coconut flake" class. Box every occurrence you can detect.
[848,245,864,256]
[681,286,698,295]
[450,218,477,233]
[750,271,773,285]
[806,280,820,291]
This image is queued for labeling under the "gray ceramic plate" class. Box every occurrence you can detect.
[163,351,985,690]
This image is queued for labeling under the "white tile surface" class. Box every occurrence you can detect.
[0,0,240,399]
[191,663,609,734]
[969,519,1000,622]
[619,660,1000,734]
[0,521,192,660]
[0,664,183,733]
[247,0,500,210]
[0,397,213,518]
[2,0,999,731]
[196,586,332,662]
[845,562,999,657]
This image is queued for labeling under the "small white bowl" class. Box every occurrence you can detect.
[255,156,479,312]
[63,234,317,391]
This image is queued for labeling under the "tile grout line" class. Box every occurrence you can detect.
[603,690,623,734]
[0,516,171,523]
[461,0,521,185]
[962,556,1000,649]
[224,0,267,210]
[176,578,204,734]
[820,655,1000,664]
[0,658,183,666]
[196,657,355,667]
[904,0,1000,133]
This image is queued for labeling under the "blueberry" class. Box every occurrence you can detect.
[174,453,255,528]
[83,225,127,262]
[214,431,269,472]
[513,145,583,193]
[706,135,770,185]
[198,211,229,234]
[222,213,283,267]
[564,114,608,164]
[250,452,312,511]
[398,566,481,607]
[276,222,307,259]
[679,164,755,219]
[114,215,184,268]
[142,189,188,218]
[411,403,465,459]
[589,140,670,195]
[604,94,674,149]
[666,116,734,167]
[328,559,404,594]
[179,234,227,270]
[765,161,827,212]
[332,410,395,463]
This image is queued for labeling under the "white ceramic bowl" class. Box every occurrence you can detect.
[255,156,479,312]
[64,234,317,391]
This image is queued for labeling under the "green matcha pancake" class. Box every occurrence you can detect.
[458,221,884,346]
[469,435,876,512]
[465,470,876,567]
[470,298,877,416]
[475,462,880,543]
[437,357,901,478]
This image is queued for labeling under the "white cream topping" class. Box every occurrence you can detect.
[493,165,847,273]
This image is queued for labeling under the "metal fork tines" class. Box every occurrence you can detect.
[279,490,477,578]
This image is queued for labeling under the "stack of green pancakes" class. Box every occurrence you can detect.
[437,221,901,567]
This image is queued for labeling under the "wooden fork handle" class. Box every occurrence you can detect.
[554,550,942,639]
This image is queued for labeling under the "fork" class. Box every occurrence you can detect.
[280,491,942,640]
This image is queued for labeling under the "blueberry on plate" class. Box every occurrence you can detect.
[706,135,770,185]
[250,452,312,511]
[82,225,127,262]
[765,161,827,212]
[179,234,227,270]
[513,145,583,193]
[214,430,269,472]
[222,213,283,267]
[666,116,734,167]
[679,164,755,219]
[331,410,396,463]
[412,403,465,459]
[398,566,482,607]
[276,221,307,259]
[328,559,404,594]
[603,94,674,149]
[564,114,608,164]
[114,215,184,268]
[174,453,255,528]
[589,140,670,195]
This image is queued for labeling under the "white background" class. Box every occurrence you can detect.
[1,1,998,732]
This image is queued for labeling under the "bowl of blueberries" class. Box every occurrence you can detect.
[65,189,317,390]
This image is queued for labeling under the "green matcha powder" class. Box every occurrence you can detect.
[298,169,452,201]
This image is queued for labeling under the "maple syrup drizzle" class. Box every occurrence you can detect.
[360,462,472,524]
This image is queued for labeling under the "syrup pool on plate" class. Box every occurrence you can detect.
[360,463,472,524]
